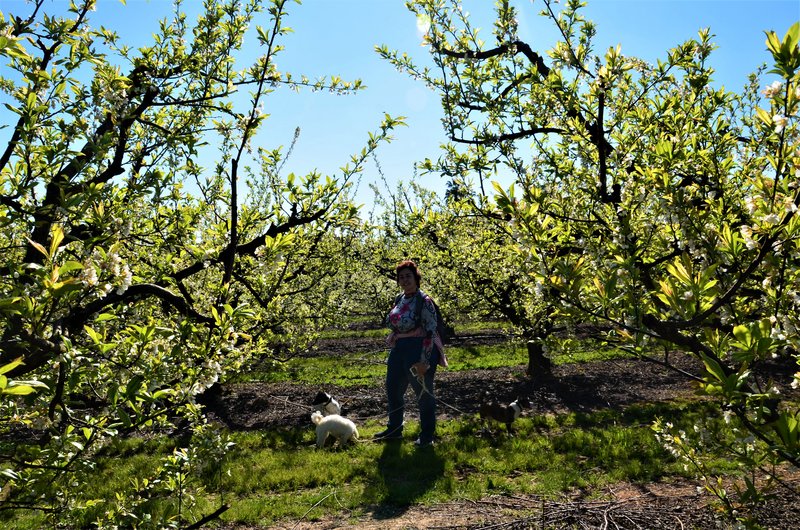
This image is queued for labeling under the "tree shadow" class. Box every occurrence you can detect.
[364,440,445,521]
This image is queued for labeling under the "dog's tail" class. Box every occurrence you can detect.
[310,411,323,425]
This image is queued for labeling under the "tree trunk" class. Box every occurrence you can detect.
[526,339,551,378]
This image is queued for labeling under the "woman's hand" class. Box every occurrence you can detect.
[411,362,428,379]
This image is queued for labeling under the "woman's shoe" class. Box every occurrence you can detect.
[373,427,403,441]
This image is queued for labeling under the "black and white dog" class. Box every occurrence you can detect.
[479,396,531,435]
[311,390,341,416]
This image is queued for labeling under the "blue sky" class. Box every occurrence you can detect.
[244,0,800,206]
[2,0,799,206]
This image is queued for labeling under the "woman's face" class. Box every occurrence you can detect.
[397,268,417,294]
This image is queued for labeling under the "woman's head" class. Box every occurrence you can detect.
[395,259,421,289]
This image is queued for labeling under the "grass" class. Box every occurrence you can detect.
[6,400,737,529]
[237,340,535,386]
[239,336,633,387]
[2,322,735,528]
[318,328,387,340]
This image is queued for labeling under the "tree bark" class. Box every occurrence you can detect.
[526,339,551,378]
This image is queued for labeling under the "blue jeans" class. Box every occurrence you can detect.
[385,337,439,443]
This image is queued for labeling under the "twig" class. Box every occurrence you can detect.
[182,504,229,530]
[292,489,336,530]
[271,395,313,412]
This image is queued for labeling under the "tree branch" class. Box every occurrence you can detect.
[435,39,617,201]
[451,127,565,144]
[61,283,213,332]
[182,504,230,530]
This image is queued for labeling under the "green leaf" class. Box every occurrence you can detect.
[152,388,174,400]
[787,21,800,44]
[84,325,103,343]
[0,468,19,480]
[59,261,84,275]
[125,375,144,399]
[0,35,29,60]
[0,357,24,376]
[15,379,47,388]
[732,324,750,343]
[25,238,49,259]
[700,353,727,384]
[2,385,36,396]
[49,226,64,258]
[773,412,799,447]
[118,408,132,428]
[765,30,782,56]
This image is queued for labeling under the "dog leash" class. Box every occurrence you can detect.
[416,372,470,416]
[273,395,314,411]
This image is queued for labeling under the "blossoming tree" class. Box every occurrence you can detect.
[370,180,556,371]
[0,0,399,526]
[381,0,799,521]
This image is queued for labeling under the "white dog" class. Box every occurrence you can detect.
[311,411,359,449]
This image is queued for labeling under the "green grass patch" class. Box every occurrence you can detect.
[7,400,736,529]
[238,341,532,386]
[243,348,388,386]
[239,336,637,387]
[446,341,528,370]
[236,320,645,388]
[452,320,514,334]
[552,345,634,364]
[316,320,514,341]
[318,327,387,340]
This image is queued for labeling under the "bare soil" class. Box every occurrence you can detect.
[206,331,800,530]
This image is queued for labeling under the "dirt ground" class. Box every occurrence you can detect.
[205,331,800,530]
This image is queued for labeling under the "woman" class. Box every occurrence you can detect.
[374,260,445,447]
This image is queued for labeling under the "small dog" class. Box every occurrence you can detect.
[311,390,341,416]
[479,396,531,435]
[311,411,359,449]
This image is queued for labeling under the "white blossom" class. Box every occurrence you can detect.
[740,226,758,250]
[762,80,783,98]
[744,196,758,215]
[773,114,789,133]
[81,266,98,287]
[116,266,132,295]
[723,409,733,424]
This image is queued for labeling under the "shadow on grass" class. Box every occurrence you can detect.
[365,439,445,521]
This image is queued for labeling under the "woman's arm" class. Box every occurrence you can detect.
[419,295,438,365]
